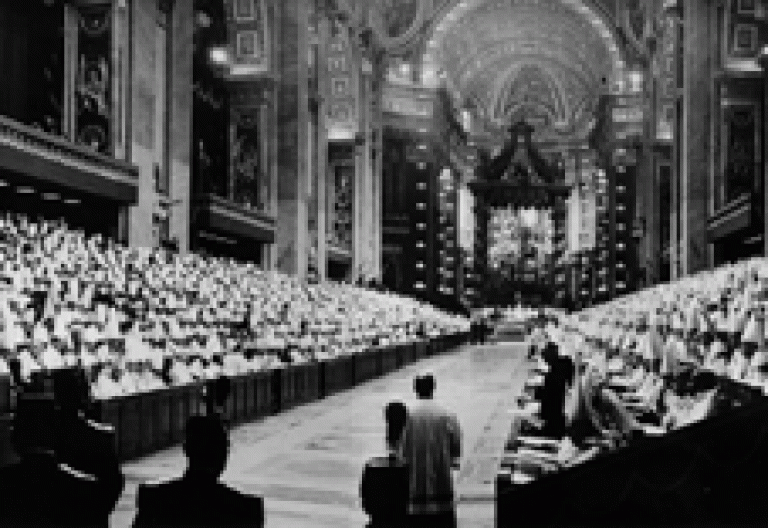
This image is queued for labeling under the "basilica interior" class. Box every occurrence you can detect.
[2,1,768,527]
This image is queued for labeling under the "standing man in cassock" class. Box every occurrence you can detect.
[400,373,461,528]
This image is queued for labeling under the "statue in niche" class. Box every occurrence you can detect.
[232,115,262,210]
[77,56,110,118]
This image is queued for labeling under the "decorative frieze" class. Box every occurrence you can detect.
[223,0,270,78]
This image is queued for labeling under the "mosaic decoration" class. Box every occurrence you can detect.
[75,5,113,154]
[224,0,269,77]
[325,19,359,141]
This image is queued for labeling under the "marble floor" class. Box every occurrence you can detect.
[111,343,530,528]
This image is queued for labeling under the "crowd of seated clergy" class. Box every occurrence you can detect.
[0,213,468,400]
[503,257,768,485]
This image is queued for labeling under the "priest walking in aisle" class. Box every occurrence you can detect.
[400,373,462,528]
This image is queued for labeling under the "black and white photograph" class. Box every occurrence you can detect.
[0,1,767,527]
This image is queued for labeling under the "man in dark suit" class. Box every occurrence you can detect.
[0,396,119,528]
[536,342,575,438]
[132,415,264,528]
[53,368,124,525]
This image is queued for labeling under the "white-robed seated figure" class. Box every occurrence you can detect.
[0,211,470,395]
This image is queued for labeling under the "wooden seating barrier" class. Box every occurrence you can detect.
[1,334,469,465]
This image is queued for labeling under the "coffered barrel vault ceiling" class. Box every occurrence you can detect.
[348,0,628,142]
[425,0,625,141]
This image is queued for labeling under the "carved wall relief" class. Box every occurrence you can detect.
[75,4,113,154]
[329,163,354,251]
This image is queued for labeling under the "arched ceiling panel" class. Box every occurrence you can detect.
[494,64,568,123]
[420,0,625,140]
[458,53,596,129]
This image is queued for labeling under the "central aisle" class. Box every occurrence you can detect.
[111,343,530,528]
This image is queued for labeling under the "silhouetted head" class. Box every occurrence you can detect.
[11,395,57,457]
[414,373,435,399]
[53,368,91,415]
[384,401,407,450]
[542,342,559,365]
[183,415,229,480]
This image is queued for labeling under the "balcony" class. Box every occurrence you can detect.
[194,193,276,243]
[0,115,138,203]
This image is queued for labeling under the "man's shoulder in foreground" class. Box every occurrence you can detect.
[136,477,264,527]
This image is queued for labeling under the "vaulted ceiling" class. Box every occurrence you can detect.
[423,0,625,142]
[348,0,639,143]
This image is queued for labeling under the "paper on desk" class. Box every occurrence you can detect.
[517,436,561,449]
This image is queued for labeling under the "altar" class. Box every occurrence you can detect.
[469,121,571,308]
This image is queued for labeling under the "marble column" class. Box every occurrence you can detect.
[169,0,193,253]
[680,0,711,275]
[276,0,309,278]
[362,73,375,282]
[353,140,364,282]
[373,109,383,280]
[352,56,366,283]
[128,0,162,249]
[315,17,330,282]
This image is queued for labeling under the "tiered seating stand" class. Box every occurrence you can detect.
[0,333,467,465]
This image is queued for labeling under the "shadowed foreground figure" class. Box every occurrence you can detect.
[53,368,125,528]
[360,400,410,527]
[132,415,264,528]
[0,397,120,528]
